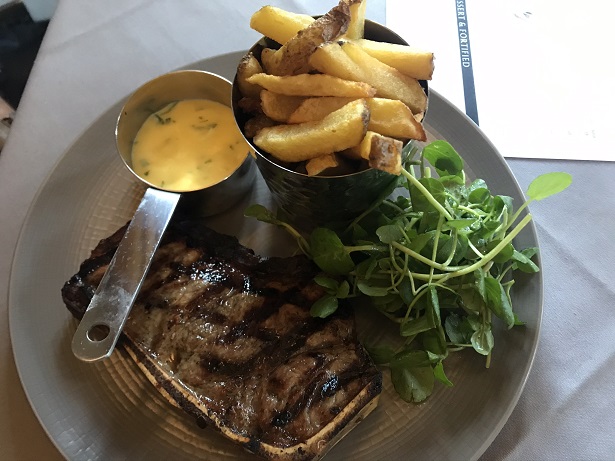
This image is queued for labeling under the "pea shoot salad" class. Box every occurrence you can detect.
[246,140,571,403]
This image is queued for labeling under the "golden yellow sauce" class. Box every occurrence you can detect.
[131,99,252,192]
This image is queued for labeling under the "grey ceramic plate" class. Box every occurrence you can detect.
[9,52,542,461]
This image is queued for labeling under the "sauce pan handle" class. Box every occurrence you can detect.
[71,187,181,362]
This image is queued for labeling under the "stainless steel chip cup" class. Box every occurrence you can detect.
[72,70,255,362]
[233,20,428,232]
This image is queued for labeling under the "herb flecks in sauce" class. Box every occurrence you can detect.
[131,99,253,192]
[191,122,218,131]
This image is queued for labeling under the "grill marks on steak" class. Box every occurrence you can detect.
[61,220,381,459]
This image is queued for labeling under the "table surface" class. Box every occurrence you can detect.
[1,1,613,460]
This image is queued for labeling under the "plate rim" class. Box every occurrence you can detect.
[8,52,543,461]
[425,86,545,460]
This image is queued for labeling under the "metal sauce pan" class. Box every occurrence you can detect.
[71,70,255,362]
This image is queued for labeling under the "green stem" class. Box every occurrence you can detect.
[399,168,454,220]
[445,214,533,278]
[391,241,469,272]
[406,264,419,295]
[382,200,406,214]
[497,263,514,282]
[504,199,534,233]
[443,229,459,267]
[494,206,509,239]
[403,283,431,322]
[282,223,310,255]
[346,244,387,253]
[467,239,484,259]
[389,213,533,282]
[429,215,445,283]
[378,310,404,324]
[457,204,483,217]
[389,246,408,290]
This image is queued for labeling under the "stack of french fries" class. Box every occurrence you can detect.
[235,0,434,177]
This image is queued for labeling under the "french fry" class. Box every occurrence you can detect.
[253,99,369,162]
[342,131,403,174]
[341,130,381,160]
[367,98,426,140]
[367,132,403,175]
[260,90,305,123]
[236,52,264,99]
[305,153,354,176]
[288,96,426,141]
[341,41,427,114]
[306,154,338,176]
[266,1,350,75]
[343,0,367,39]
[310,41,427,114]
[355,39,434,80]
[246,73,376,98]
[287,96,356,124]
[250,6,315,44]
[309,40,365,83]
[237,1,434,176]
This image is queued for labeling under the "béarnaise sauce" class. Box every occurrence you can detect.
[131,99,251,192]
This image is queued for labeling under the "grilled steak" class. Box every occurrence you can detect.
[62,220,382,460]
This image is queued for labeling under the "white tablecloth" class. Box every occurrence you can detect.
[0,1,613,460]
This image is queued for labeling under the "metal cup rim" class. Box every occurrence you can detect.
[116,69,251,193]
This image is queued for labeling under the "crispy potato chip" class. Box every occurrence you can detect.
[250,6,315,45]
[341,130,380,160]
[306,154,338,176]
[310,41,427,114]
[266,1,350,75]
[367,98,426,140]
[341,41,427,114]
[310,40,364,81]
[367,132,403,174]
[253,99,369,162]
[260,90,305,123]
[355,39,434,80]
[288,96,426,141]
[287,96,356,124]
[238,1,433,177]
[246,73,376,98]
[343,0,367,39]
[305,153,354,176]
[236,52,264,99]
[342,131,402,174]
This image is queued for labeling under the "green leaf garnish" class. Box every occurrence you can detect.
[310,294,338,318]
[527,172,572,201]
[244,140,571,404]
[310,228,354,275]
[422,140,464,178]
[483,277,515,328]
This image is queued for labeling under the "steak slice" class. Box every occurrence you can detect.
[62,220,382,460]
